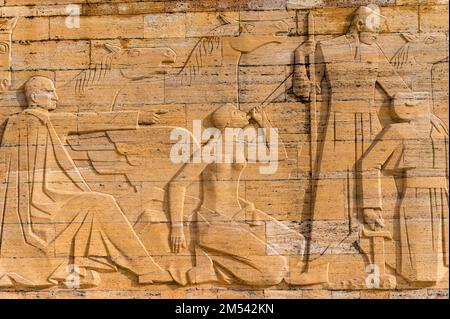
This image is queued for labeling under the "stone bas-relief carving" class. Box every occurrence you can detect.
[164,14,291,106]
[164,104,305,286]
[0,0,448,297]
[293,4,448,289]
[58,44,177,112]
[390,33,449,125]
[0,76,171,288]
[360,92,448,285]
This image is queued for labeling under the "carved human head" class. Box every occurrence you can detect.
[211,104,250,130]
[390,92,431,122]
[349,4,383,45]
[24,76,59,111]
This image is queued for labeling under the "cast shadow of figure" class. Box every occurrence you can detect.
[73,104,319,287]
[294,4,449,289]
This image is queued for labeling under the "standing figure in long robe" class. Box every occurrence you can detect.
[293,5,413,261]
[360,93,448,285]
[0,76,172,288]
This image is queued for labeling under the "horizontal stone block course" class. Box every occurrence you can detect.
[11,16,50,41]
[296,5,419,35]
[419,4,449,32]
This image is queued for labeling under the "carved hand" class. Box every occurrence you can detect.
[138,112,160,125]
[0,78,9,92]
[363,208,385,231]
[170,224,186,253]
[250,105,268,127]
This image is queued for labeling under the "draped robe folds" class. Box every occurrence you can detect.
[360,121,449,283]
[0,108,164,287]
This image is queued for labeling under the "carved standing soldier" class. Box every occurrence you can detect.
[0,76,172,288]
[293,5,413,266]
[360,93,448,285]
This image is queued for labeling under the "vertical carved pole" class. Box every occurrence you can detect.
[307,12,317,175]
[0,17,18,92]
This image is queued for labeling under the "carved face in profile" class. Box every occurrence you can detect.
[104,44,177,80]
[211,104,250,130]
[25,77,59,111]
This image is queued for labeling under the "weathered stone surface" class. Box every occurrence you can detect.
[0,0,448,299]
[419,4,449,32]
[287,0,396,9]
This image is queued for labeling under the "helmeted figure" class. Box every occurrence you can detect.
[294,5,413,257]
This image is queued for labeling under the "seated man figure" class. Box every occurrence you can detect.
[0,76,172,288]
[166,104,291,286]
